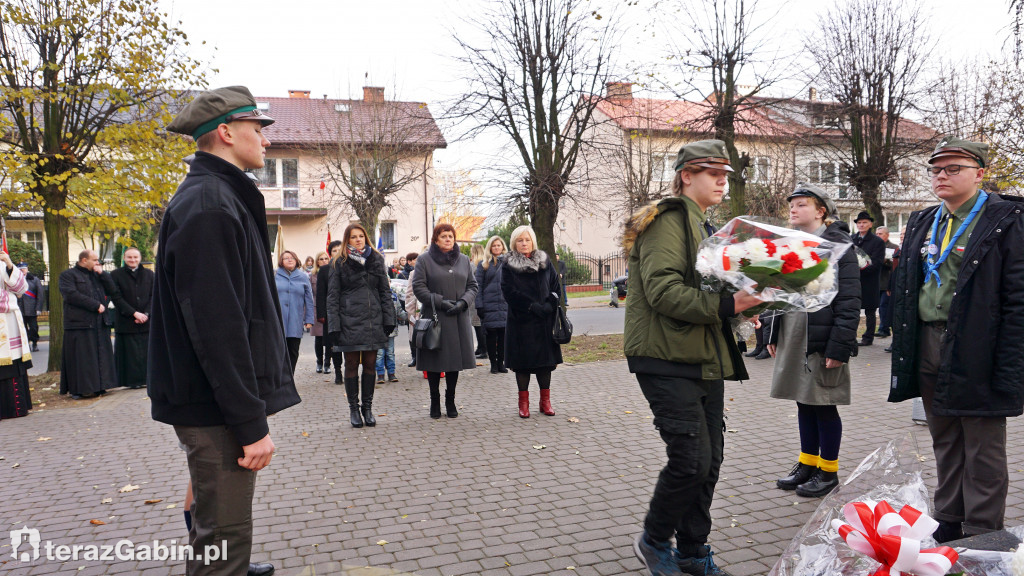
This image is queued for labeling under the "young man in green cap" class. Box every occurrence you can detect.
[149,86,300,576]
[889,136,1024,542]
[622,139,761,576]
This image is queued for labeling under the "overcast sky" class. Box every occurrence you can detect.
[157,0,1016,210]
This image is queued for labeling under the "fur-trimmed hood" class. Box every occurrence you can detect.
[621,197,690,253]
[505,249,549,273]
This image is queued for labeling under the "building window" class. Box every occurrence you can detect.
[252,160,277,187]
[747,156,770,183]
[661,154,676,181]
[808,161,837,184]
[282,189,299,209]
[379,222,396,251]
[22,231,43,253]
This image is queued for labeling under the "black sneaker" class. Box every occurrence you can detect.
[633,533,683,576]
[796,469,839,497]
[677,545,732,576]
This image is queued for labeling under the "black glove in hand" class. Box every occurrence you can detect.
[446,300,468,316]
[529,302,545,317]
[383,325,396,335]
[542,302,554,314]
[438,299,456,312]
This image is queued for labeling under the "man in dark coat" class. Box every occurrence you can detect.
[108,247,154,389]
[16,262,42,352]
[59,250,115,399]
[851,211,885,345]
[149,86,299,576]
[889,137,1024,543]
[874,226,899,338]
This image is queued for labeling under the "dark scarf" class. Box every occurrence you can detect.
[429,242,461,266]
[347,245,371,266]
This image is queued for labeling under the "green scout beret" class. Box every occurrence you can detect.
[167,86,274,140]
[928,136,988,168]
[787,182,838,218]
[673,139,735,172]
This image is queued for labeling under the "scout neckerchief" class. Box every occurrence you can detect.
[922,190,988,286]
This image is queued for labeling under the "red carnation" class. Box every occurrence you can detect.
[810,252,821,263]
[764,239,777,257]
[781,252,803,274]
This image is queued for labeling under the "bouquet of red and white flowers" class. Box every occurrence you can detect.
[696,217,853,314]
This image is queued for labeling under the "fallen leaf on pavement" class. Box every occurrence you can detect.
[532,445,546,450]
[144,499,163,505]
[376,540,388,546]
[90,519,106,525]
[101,498,112,504]
[624,411,633,414]
[118,484,139,493]
[37,437,51,442]
[11,463,19,468]
[567,417,580,423]
[166,504,176,509]
[301,431,309,437]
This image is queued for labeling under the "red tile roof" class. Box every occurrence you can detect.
[592,94,937,142]
[257,96,447,150]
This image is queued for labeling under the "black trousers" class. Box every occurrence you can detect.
[285,337,301,375]
[636,373,725,554]
[862,308,877,341]
[23,316,38,345]
[878,292,892,333]
[175,425,258,575]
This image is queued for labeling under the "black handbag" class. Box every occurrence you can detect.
[552,295,573,344]
[412,301,441,350]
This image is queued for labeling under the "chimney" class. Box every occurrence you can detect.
[606,82,633,101]
[288,90,311,99]
[363,86,385,103]
[808,87,817,102]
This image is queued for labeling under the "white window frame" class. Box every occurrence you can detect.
[378,221,396,252]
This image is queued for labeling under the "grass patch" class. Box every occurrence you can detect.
[567,290,609,299]
[562,333,624,364]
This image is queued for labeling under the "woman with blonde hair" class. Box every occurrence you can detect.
[475,236,509,373]
[310,251,330,374]
[327,224,396,428]
[500,226,562,417]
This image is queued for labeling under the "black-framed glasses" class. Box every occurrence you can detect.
[925,164,980,177]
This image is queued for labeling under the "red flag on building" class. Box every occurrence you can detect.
[326,225,332,252]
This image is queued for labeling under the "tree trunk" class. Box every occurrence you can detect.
[529,186,560,259]
[43,202,70,373]
[861,183,884,225]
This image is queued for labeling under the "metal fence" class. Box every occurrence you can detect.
[572,251,627,289]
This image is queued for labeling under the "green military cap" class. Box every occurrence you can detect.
[928,136,989,168]
[167,86,274,140]
[673,139,735,172]
[787,182,838,218]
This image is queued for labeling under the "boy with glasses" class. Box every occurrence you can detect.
[889,137,1024,542]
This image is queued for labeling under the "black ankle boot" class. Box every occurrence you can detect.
[344,377,363,428]
[796,469,839,497]
[933,520,963,543]
[445,384,458,418]
[776,462,816,490]
[490,359,500,374]
[745,325,765,357]
[360,373,376,427]
[429,381,441,419]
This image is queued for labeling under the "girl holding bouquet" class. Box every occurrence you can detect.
[766,183,860,498]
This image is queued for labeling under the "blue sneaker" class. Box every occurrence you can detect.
[677,545,732,576]
[633,532,684,576]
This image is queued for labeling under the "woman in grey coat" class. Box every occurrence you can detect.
[327,224,396,428]
[412,223,478,419]
[766,184,860,499]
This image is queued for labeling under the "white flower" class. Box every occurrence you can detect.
[1012,545,1024,576]
[742,239,769,261]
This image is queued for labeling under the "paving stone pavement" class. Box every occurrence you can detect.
[2,336,1023,576]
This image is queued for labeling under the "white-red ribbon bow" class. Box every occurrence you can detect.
[830,500,959,576]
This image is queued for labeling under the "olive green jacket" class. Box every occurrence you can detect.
[621,196,748,381]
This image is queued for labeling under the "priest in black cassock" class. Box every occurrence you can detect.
[109,247,154,389]
[59,250,115,399]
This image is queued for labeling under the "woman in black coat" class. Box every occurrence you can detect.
[475,235,509,374]
[412,223,478,419]
[317,241,342,382]
[327,225,395,428]
[501,226,563,418]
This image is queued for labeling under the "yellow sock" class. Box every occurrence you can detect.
[798,452,819,467]
[819,458,839,473]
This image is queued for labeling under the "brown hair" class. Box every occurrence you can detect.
[671,165,707,196]
[277,250,300,269]
[431,223,457,244]
[405,251,419,262]
[332,223,372,264]
[809,197,835,226]
[195,130,218,151]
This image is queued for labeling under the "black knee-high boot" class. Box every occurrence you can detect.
[344,377,363,427]
[428,374,441,419]
[474,326,487,358]
[445,373,459,418]
[333,353,343,383]
[360,372,376,427]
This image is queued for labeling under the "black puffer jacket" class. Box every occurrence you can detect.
[889,194,1024,417]
[326,248,395,352]
[501,250,563,371]
[475,257,508,329]
[766,221,861,363]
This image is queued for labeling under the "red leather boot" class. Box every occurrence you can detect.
[539,389,555,416]
[518,391,530,418]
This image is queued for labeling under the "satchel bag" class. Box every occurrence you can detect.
[412,301,441,350]
[552,292,573,345]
